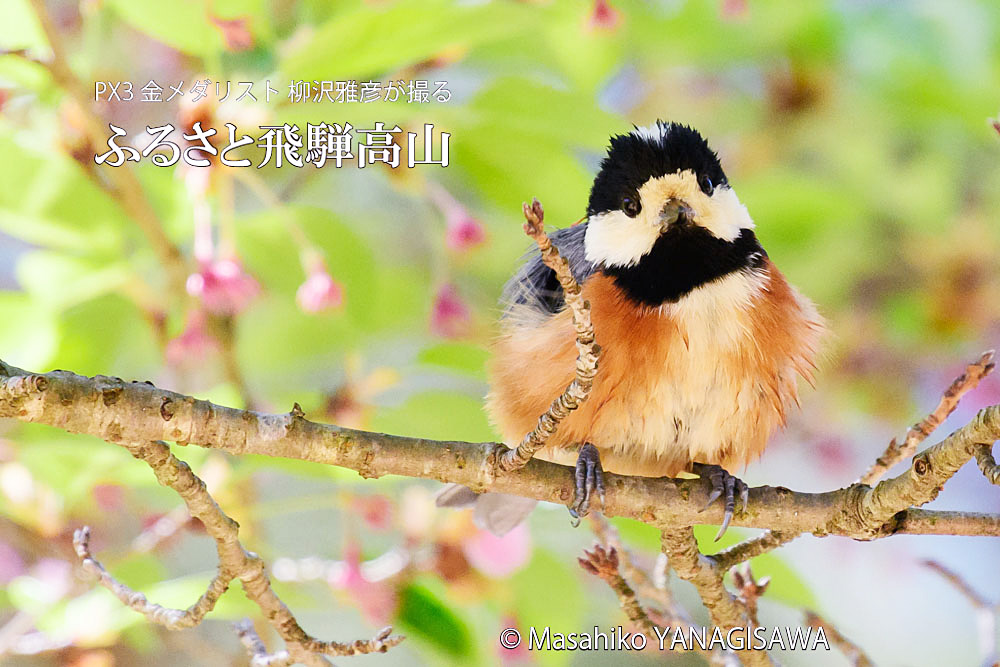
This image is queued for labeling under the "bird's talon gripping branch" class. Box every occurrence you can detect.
[570,442,606,524]
[692,462,749,540]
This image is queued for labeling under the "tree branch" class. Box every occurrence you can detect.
[498,199,601,472]
[710,531,798,572]
[804,611,873,667]
[974,443,1000,486]
[2,359,998,540]
[577,544,659,640]
[74,525,230,630]
[660,528,770,666]
[860,350,995,485]
[27,0,191,302]
[69,438,402,665]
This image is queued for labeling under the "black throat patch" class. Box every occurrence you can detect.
[602,227,766,306]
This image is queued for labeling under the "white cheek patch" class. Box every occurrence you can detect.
[584,174,756,268]
[584,209,661,268]
[701,185,754,242]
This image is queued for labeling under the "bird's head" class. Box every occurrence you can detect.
[584,122,763,305]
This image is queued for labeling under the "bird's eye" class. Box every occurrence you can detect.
[699,175,714,195]
[622,196,641,217]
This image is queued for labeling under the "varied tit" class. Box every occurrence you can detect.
[438,121,824,539]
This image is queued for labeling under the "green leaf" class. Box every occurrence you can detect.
[0,0,49,53]
[281,0,535,82]
[509,549,584,667]
[417,342,488,379]
[0,134,125,253]
[395,579,473,659]
[0,291,58,369]
[105,0,223,57]
[52,293,160,380]
[16,250,131,312]
[370,391,494,442]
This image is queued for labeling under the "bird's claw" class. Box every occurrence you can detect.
[569,443,605,525]
[692,463,749,541]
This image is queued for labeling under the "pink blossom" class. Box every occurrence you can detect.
[430,284,471,339]
[210,15,254,52]
[463,522,532,578]
[498,615,531,662]
[0,541,25,584]
[186,258,260,315]
[93,484,124,511]
[428,182,486,252]
[331,542,397,624]
[296,267,345,313]
[352,495,393,532]
[721,0,748,19]
[588,0,622,31]
[446,214,487,252]
[166,310,218,366]
[29,558,73,602]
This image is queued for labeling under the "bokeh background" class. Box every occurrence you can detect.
[2,0,1000,665]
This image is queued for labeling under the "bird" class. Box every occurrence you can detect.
[437,121,824,539]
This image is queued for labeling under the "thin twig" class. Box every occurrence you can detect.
[588,514,676,609]
[26,0,191,302]
[74,526,230,630]
[860,350,995,485]
[71,440,404,663]
[922,560,999,665]
[973,444,1000,486]
[922,560,992,608]
[729,563,770,626]
[587,516,735,665]
[578,544,659,640]
[711,530,799,572]
[498,199,601,471]
[234,620,299,667]
[804,611,873,667]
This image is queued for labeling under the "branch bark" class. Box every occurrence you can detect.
[859,350,995,484]
[660,528,770,666]
[70,438,402,665]
[2,359,998,540]
[804,611,873,667]
[498,199,601,472]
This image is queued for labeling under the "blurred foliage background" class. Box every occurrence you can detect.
[2,0,1000,665]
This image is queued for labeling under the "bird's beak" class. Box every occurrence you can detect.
[659,199,696,232]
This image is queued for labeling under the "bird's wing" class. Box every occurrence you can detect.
[500,222,595,320]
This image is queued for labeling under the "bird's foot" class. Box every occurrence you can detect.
[692,462,749,541]
[569,443,605,525]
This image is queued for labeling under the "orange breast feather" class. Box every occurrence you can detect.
[485,261,823,477]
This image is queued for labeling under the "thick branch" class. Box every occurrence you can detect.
[660,528,770,667]
[2,359,998,540]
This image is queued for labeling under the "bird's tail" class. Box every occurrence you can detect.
[435,484,537,536]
